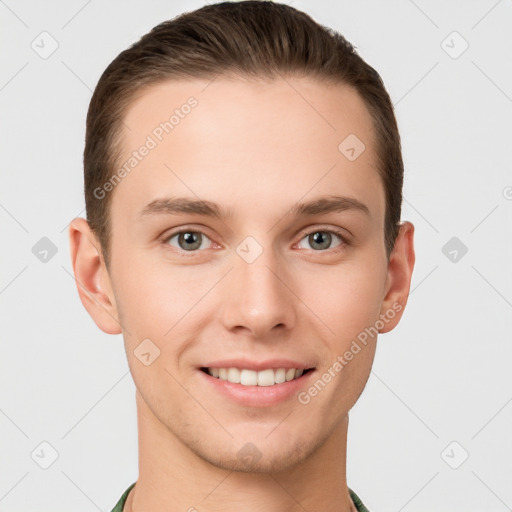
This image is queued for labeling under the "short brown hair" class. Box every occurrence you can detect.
[84,0,403,268]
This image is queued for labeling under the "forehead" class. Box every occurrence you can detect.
[111,75,384,227]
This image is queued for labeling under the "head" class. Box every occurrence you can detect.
[70,0,414,474]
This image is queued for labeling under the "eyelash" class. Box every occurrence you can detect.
[160,226,349,255]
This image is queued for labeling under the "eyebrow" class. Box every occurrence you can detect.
[138,195,370,220]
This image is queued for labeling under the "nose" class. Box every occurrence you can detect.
[219,246,297,339]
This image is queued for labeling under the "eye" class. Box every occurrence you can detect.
[296,229,347,252]
[164,229,213,252]
[161,226,348,254]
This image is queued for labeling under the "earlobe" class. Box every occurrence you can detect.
[68,217,122,335]
[378,221,415,334]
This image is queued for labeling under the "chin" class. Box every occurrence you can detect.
[190,435,318,475]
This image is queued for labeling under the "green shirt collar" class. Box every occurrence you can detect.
[111,482,371,512]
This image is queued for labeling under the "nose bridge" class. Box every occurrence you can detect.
[221,238,296,337]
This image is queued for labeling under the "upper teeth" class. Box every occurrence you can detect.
[207,367,304,386]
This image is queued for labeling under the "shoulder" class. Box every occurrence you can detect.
[110,482,136,512]
[348,487,371,512]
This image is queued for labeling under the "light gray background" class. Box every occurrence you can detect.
[1,0,511,511]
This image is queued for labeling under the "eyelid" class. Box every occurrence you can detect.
[295,224,350,244]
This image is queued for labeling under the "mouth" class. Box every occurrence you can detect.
[198,363,317,407]
[199,366,315,387]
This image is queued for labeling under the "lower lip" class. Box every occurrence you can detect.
[198,369,316,407]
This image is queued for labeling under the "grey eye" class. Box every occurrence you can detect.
[167,231,211,251]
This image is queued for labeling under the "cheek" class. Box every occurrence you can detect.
[111,254,189,331]
[111,259,198,413]
[295,259,386,345]
[306,270,383,410]
[111,255,215,370]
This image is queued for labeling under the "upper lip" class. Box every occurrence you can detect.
[200,359,316,371]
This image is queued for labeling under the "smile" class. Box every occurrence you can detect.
[201,367,314,386]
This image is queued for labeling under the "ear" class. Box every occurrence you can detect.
[68,217,122,335]
[378,221,415,333]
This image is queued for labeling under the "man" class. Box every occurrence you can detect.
[69,1,415,510]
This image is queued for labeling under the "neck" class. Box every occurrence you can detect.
[125,391,356,512]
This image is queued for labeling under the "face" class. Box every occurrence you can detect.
[100,76,403,473]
